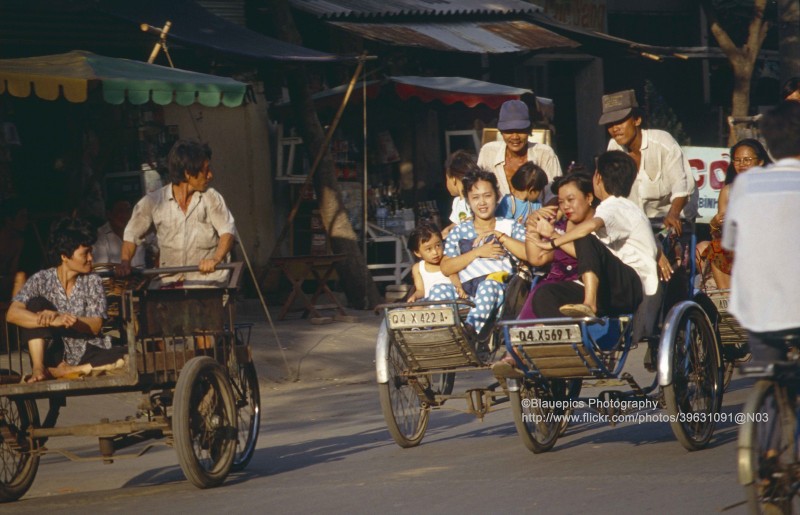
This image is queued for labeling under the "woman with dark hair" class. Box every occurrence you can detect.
[435,168,527,336]
[697,138,771,289]
[516,172,599,319]
[7,217,117,382]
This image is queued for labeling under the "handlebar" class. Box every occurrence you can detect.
[93,262,245,289]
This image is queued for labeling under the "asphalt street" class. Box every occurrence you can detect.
[11,308,754,514]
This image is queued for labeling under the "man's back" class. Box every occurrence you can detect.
[722,159,800,332]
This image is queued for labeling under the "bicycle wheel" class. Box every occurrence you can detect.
[173,357,237,488]
[0,396,40,502]
[509,378,564,454]
[739,380,800,514]
[378,341,430,448]
[663,305,723,451]
[430,372,455,396]
[229,361,260,472]
[557,379,582,437]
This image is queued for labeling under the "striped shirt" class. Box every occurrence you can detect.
[444,218,525,283]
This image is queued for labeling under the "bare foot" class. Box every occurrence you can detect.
[26,366,50,383]
[49,362,92,379]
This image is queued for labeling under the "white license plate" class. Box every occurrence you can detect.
[710,295,729,312]
[388,308,455,329]
[509,324,582,344]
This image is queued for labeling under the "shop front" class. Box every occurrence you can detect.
[0,51,275,271]
[272,75,552,287]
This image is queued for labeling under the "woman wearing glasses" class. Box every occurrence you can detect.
[698,138,771,289]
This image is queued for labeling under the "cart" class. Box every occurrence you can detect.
[501,221,726,453]
[0,262,260,502]
[375,298,512,448]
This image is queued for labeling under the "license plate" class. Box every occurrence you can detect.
[710,295,729,312]
[387,308,455,329]
[509,324,582,344]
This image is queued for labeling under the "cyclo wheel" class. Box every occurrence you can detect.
[173,357,237,488]
[739,379,800,514]
[509,378,564,453]
[378,340,430,448]
[663,305,723,451]
[430,372,455,396]
[557,379,582,437]
[229,360,260,472]
[0,396,40,502]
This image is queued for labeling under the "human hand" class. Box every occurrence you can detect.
[658,252,673,282]
[527,206,557,226]
[51,313,78,329]
[115,260,132,278]
[36,310,59,327]
[663,212,682,236]
[474,241,506,259]
[535,218,555,239]
[456,287,468,299]
[198,258,219,273]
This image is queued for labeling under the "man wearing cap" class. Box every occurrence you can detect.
[600,89,697,236]
[478,99,562,197]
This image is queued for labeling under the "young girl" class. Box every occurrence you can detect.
[442,150,480,238]
[495,161,548,224]
[406,223,465,302]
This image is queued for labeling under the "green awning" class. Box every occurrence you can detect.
[0,50,247,107]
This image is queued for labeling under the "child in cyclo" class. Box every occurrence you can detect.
[406,222,466,302]
[495,161,548,224]
[436,168,528,338]
[442,150,479,238]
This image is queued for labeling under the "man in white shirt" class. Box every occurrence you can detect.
[117,140,235,288]
[477,99,562,197]
[722,101,800,364]
[94,198,146,267]
[600,90,697,236]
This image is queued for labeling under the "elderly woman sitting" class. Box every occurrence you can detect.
[7,217,123,382]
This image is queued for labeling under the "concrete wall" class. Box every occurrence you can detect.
[163,99,274,270]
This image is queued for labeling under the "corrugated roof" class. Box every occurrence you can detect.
[330,20,576,54]
[290,0,542,19]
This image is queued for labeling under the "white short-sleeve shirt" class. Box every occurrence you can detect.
[593,196,659,296]
[722,159,800,332]
[607,129,698,220]
[477,140,563,197]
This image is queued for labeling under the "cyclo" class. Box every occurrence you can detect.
[376,219,728,452]
[500,220,726,452]
[0,263,260,502]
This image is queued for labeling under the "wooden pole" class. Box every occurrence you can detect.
[268,54,368,261]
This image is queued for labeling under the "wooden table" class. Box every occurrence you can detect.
[271,254,348,321]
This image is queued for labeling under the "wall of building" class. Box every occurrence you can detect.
[163,98,274,270]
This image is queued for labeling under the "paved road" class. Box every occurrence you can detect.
[12,312,753,514]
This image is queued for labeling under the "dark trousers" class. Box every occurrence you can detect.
[531,235,643,318]
[20,296,124,367]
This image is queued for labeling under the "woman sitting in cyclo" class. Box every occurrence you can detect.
[527,151,657,321]
[7,217,125,383]
[518,171,600,319]
[434,168,527,338]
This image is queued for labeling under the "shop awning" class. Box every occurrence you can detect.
[0,51,248,106]
[275,76,532,110]
[99,0,347,62]
[390,76,532,109]
[330,20,576,54]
